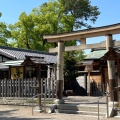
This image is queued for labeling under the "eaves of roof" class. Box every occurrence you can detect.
[0,46,57,64]
[0,49,16,59]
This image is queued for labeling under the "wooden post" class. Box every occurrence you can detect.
[84,73,87,91]
[117,61,120,106]
[38,64,42,111]
[88,71,91,96]
[85,65,93,96]
[80,38,86,45]
[47,65,51,98]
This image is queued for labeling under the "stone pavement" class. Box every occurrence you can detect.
[0,96,120,120]
[0,105,119,120]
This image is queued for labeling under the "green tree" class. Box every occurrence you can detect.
[0,13,11,46]
[0,12,2,17]
[9,0,100,50]
[60,0,100,29]
[8,0,100,90]
[9,1,76,50]
[9,12,48,50]
[64,50,87,89]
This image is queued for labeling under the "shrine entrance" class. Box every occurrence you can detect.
[43,23,120,105]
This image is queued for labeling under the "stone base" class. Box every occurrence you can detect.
[33,106,43,113]
[108,101,119,117]
[48,104,57,114]
[54,99,65,104]
[109,101,119,107]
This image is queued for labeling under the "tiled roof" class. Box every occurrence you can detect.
[0,46,57,64]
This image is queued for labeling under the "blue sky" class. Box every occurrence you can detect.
[0,0,120,53]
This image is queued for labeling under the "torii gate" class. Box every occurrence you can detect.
[43,23,120,104]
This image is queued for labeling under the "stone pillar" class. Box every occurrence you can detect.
[106,34,118,117]
[106,34,116,101]
[55,41,64,104]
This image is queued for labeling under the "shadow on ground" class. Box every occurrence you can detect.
[0,109,52,120]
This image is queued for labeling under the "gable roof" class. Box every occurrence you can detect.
[85,50,107,59]
[0,46,57,64]
[101,48,120,60]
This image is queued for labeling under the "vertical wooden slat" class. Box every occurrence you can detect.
[52,74,54,99]
[29,78,31,97]
[25,79,27,98]
[41,78,43,98]
[0,80,1,97]
[47,65,51,98]
[13,80,15,97]
[16,79,18,97]
[7,79,9,97]
[50,67,56,100]
[31,78,33,97]
[4,78,7,97]
[36,78,38,95]
[28,78,30,97]
[11,80,13,97]
[10,79,12,97]
[45,78,47,98]
[22,79,24,97]
[54,66,57,97]
[33,78,36,96]
[18,78,21,97]
[2,79,4,97]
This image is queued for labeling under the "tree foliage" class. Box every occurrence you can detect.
[9,0,100,51]
[64,50,86,79]
[0,12,2,17]
[9,12,51,50]
[9,0,76,50]
[60,0,100,29]
[0,13,11,46]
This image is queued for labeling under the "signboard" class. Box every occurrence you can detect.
[11,67,23,79]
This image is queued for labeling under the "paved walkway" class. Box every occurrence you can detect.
[0,96,120,120]
[0,105,120,120]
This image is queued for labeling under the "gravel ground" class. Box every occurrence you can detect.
[0,105,120,120]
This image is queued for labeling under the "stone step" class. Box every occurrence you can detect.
[53,103,107,117]
[54,109,106,117]
[57,104,107,113]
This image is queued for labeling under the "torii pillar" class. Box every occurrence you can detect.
[106,34,118,103]
[54,41,64,104]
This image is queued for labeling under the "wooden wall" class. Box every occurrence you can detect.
[90,72,103,84]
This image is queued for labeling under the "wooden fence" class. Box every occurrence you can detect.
[0,77,56,98]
